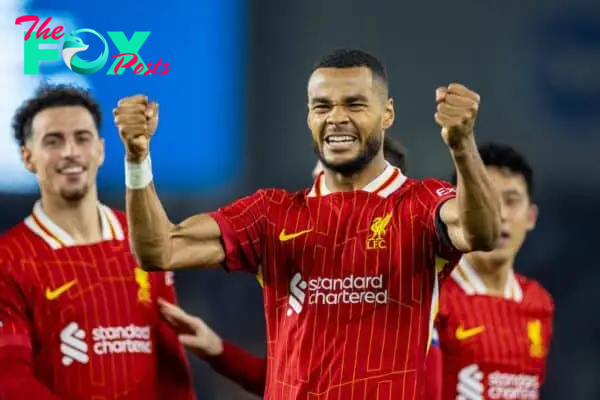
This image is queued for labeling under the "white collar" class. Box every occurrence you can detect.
[308,162,407,198]
[24,200,125,249]
[450,257,523,302]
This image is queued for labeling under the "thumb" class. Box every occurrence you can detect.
[146,102,158,118]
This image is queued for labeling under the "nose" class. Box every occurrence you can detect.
[500,201,509,222]
[327,105,350,126]
[60,137,80,159]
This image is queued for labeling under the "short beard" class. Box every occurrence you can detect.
[314,134,383,176]
[60,185,89,203]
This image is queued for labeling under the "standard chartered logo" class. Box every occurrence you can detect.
[59,322,152,366]
[60,322,89,366]
[287,272,388,316]
[457,364,540,400]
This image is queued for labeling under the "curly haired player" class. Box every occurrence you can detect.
[0,84,195,400]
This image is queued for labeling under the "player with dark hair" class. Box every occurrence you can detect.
[0,84,195,399]
[155,136,409,397]
[115,48,501,399]
[425,142,553,400]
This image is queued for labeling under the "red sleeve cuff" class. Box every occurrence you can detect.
[208,211,245,272]
[205,340,266,396]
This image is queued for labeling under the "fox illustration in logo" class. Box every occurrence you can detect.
[62,29,109,75]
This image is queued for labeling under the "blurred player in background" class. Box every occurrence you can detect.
[425,143,554,400]
[0,85,195,399]
[115,48,501,399]
[157,137,409,397]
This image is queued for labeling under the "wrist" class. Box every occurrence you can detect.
[449,136,477,156]
[125,154,153,189]
[126,150,148,163]
[207,337,224,357]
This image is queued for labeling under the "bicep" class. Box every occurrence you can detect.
[439,198,470,252]
[166,190,269,273]
[167,213,225,270]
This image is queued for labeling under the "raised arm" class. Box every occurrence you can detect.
[114,96,224,270]
[434,83,501,252]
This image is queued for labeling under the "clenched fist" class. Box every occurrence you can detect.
[113,95,158,163]
[435,83,480,150]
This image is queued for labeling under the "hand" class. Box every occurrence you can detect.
[113,95,158,163]
[158,298,224,358]
[435,83,480,150]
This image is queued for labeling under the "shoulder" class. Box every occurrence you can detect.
[412,177,455,196]
[517,273,554,313]
[253,188,310,209]
[437,277,464,314]
[388,177,455,201]
[439,277,464,299]
[0,222,40,260]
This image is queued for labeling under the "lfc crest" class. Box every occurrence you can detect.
[135,267,151,304]
[367,213,392,250]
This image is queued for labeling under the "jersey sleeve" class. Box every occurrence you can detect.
[415,179,462,273]
[0,261,33,353]
[208,190,269,274]
[205,340,266,396]
[0,260,60,399]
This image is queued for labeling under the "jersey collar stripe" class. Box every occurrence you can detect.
[451,257,523,302]
[23,201,125,249]
[451,263,477,294]
[308,163,407,198]
[100,205,125,241]
[31,203,73,247]
[376,170,407,198]
[24,216,62,249]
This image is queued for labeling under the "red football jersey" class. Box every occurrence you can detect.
[435,258,554,400]
[0,201,194,400]
[210,164,462,399]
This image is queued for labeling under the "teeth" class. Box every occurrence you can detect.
[62,167,83,173]
[326,135,355,143]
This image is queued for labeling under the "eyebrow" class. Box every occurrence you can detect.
[502,189,524,196]
[43,129,93,137]
[310,94,369,104]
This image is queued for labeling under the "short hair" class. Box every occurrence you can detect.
[451,142,534,197]
[383,136,407,171]
[313,48,388,87]
[12,83,102,147]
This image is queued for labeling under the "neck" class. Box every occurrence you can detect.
[464,252,514,296]
[40,188,102,245]
[323,156,387,192]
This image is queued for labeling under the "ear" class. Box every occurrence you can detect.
[526,203,538,231]
[21,146,36,173]
[382,97,395,130]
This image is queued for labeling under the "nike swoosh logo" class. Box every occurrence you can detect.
[456,325,485,340]
[279,228,312,242]
[45,280,77,300]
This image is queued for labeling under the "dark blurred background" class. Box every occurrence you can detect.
[3,0,599,398]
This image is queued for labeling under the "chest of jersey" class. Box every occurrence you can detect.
[265,192,439,317]
[439,293,550,400]
[25,241,158,354]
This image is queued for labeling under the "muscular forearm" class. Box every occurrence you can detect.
[126,177,173,270]
[451,139,500,251]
